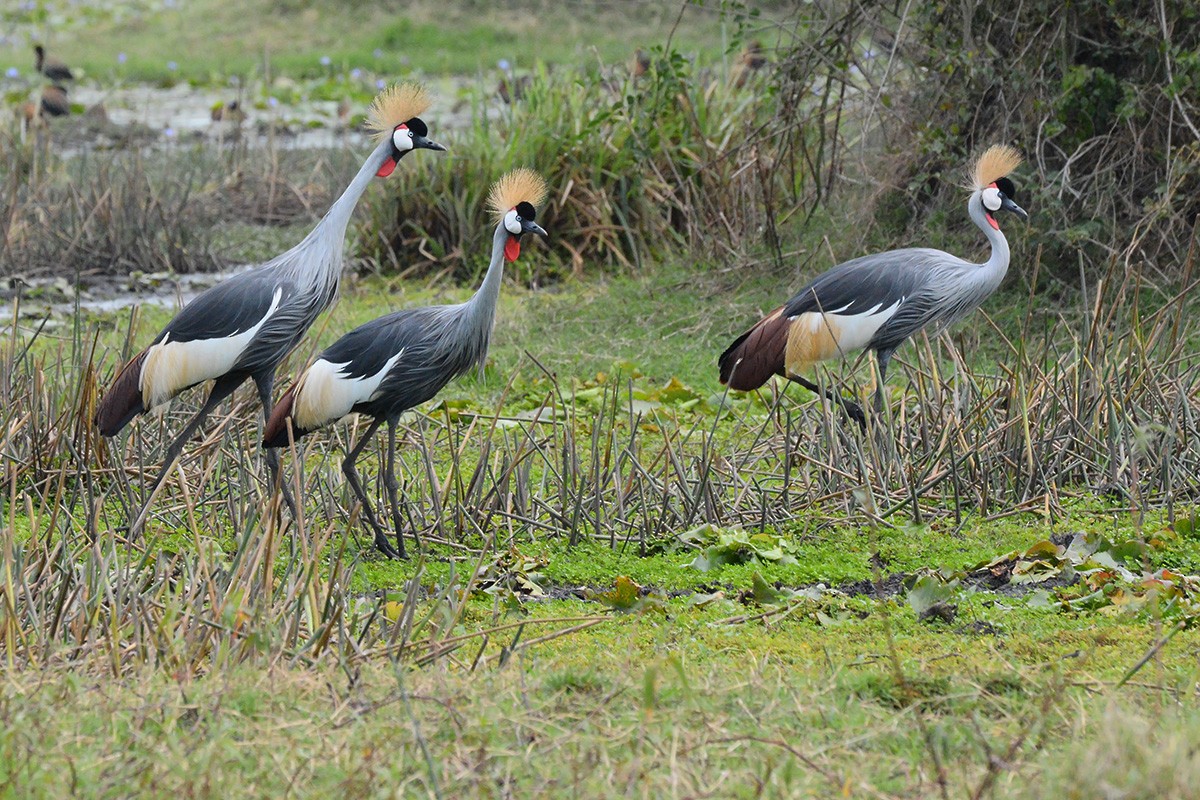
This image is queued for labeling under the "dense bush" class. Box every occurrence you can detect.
[0,136,358,278]
[2,1,1195,288]
[357,55,790,284]
[781,0,1200,283]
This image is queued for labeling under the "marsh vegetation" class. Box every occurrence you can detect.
[1,0,1199,796]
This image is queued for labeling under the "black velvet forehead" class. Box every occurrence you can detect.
[515,201,536,220]
[402,117,428,137]
[995,176,1016,200]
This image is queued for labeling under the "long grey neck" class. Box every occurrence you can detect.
[464,223,508,321]
[968,191,1010,277]
[306,137,392,246]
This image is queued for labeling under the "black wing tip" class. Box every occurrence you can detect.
[717,335,747,386]
[263,422,315,449]
[96,403,144,438]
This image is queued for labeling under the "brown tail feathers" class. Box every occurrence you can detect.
[717,308,790,391]
[262,384,307,448]
[95,350,148,436]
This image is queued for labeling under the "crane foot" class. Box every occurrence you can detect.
[373,532,406,560]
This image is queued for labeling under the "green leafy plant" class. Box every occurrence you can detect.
[681,525,798,572]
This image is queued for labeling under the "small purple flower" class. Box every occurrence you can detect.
[117,52,127,64]
[373,48,383,59]
[862,48,878,60]
[375,78,386,90]
[268,96,278,108]
[497,59,511,72]
[350,67,362,79]
[164,127,176,138]
[167,60,178,71]
[5,67,18,79]
[319,55,331,67]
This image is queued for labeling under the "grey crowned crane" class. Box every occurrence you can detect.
[33,45,74,82]
[94,83,446,535]
[262,169,549,558]
[718,145,1028,424]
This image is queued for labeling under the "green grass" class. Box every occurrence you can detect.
[30,0,750,83]
[0,600,1197,798]
[8,254,1200,800]
[4,68,1200,795]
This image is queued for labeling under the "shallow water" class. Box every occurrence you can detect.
[1,269,244,327]
[64,77,480,153]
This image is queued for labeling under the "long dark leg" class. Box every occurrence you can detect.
[784,373,865,429]
[253,373,297,518]
[341,418,401,559]
[383,419,414,559]
[872,350,894,415]
[130,374,244,537]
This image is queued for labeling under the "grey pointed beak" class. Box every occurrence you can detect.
[414,135,447,152]
[1001,195,1028,221]
[522,220,548,239]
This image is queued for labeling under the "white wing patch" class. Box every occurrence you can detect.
[791,298,903,357]
[292,349,405,431]
[140,288,284,409]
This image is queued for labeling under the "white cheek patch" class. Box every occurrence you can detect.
[982,187,1002,212]
[392,126,414,152]
[504,209,521,235]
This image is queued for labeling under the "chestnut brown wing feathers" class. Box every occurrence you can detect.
[262,383,302,448]
[717,307,790,391]
[94,350,148,437]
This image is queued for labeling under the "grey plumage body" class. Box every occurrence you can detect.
[783,193,1011,363]
[264,194,548,558]
[267,220,509,440]
[319,301,491,420]
[718,167,1027,423]
[96,126,445,536]
[102,136,391,432]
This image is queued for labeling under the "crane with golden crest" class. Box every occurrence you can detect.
[718,144,1028,423]
[94,83,447,535]
[263,169,550,558]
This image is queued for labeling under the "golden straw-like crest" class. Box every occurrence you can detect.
[970,144,1023,190]
[488,168,549,218]
[367,82,432,140]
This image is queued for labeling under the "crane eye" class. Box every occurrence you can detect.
[981,186,1002,212]
[503,209,522,234]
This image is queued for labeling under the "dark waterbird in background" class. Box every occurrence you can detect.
[24,84,70,122]
[94,83,446,536]
[263,169,550,559]
[33,44,74,82]
[718,144,1028,425]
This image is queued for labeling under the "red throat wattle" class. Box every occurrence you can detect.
[504,235,521,262]
[986,213,1000,230]
[376,157,397,178]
